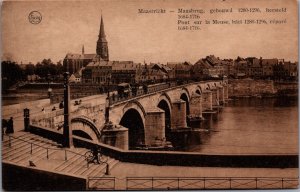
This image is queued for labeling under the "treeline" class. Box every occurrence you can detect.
[2,59,64,92]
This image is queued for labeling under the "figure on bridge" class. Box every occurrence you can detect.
[92,145,101,164]
[6,117,14,134]
[59,101,64,109]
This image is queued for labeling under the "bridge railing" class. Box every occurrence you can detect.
[109,80,223,105]
[126,177,299,190]
[87,177,115,190]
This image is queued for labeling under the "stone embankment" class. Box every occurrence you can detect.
[228,79,298,98]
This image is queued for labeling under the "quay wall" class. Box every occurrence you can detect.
[28,125,298,168]
[274,82,299,96]
[228,79,276,97]
[2,162,87,191]
[228,79,298,97]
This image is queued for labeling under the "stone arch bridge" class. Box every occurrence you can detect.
[30,80,228,150]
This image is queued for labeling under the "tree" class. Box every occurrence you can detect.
[34,59,65,81]
[35,62,47,78]
[1,61,24,92]
[56,60,64,74]
[34,59,54,78]
[25,64,35,76]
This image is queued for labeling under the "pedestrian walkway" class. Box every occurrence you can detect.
[2,131,119,189]
[109,162,299,190]
[2,131,299,190]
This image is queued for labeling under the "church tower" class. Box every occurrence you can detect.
[96,15,109,61]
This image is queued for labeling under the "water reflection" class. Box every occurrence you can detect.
[177,97,298,154]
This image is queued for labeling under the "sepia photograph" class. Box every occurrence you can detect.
[1,0,299,190]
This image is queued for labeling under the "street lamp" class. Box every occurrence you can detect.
[104,77,113,130]
[63,72,73,148]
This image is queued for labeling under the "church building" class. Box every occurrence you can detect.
[63,15,109,74]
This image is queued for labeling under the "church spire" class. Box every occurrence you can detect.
[99,16,106,41]
[96,15,109,61]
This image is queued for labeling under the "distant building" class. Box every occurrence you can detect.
[192,59,212,79]
[82,61,112,84]
[111,61,142,85]
[235,58,250,78]
[192,55,224,79]
[286,62,298,78]
[262,58,277,77]
[205,55,224,77]
[167,62,192,80]
[221,59,234,77]
[141,63,168,83]
[69,68,83,83]
[273,60,298,80]
[63,51,96,74]
[82,61,143,85]
[63,15,109,74]
[69,73,81,83]
[247,57,263,78]
[273,61,287,80]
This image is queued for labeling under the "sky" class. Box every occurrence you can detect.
[1,0,298,64]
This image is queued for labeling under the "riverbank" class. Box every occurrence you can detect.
[228,79,298,98]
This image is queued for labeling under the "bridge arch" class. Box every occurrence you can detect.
[120,100,146,149]
[157,93,172,140]
[71,116,101,142]
[206,84,210,90]
[180,89,191,127]
[196,85,202,95]
[181,87,191,101]
[122,100,147,119]
[158,93,172,110]
[180,92,190,116]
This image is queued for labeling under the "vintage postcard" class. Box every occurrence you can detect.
[1,0,298,190]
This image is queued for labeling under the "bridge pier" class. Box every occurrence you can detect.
[211,88,219,108]
[144,109,165,147]
[101,125,129,150]
[188,93,203,127]
[224,84,229,100]
[201,111,215,129]
[218,86,225,105]
[171,100,188,130]
[202,91,213,111]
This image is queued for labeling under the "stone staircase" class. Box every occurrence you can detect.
[2,132,119,189]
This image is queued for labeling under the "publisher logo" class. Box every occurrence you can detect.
[28,11,42,24]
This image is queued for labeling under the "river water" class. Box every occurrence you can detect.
[2,93,48,106]
[2,92,298,155]
[184,97,298,154]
